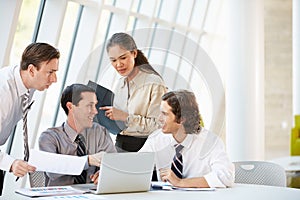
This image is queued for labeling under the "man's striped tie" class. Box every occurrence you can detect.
[171,144,184,178]
[74,134,87,184]
[22,91,30,162]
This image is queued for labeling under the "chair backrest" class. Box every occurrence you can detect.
[29,171,46,187]
[234,161,286,187]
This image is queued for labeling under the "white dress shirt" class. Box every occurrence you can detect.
[139,128,235,188]
[0,65,34,171]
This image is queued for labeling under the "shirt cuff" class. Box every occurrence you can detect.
[204,171,226,188]
[0,153,16,171]
[126,114,134,126]
[84,156,89,169]
[128,113,145,123]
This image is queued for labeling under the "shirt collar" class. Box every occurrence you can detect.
[14,66,28,97]
[130,70,144,84]
[170,133,194,150]
[64,121,80,142]
[120,76,127,88]
[120,70,145,88]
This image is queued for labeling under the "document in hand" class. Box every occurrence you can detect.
[28,149,86,175]
[87,80,126,135]
[15,186,85,197]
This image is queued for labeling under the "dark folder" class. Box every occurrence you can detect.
[87,80,126,135]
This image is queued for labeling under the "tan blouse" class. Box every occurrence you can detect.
[113,70,167,137]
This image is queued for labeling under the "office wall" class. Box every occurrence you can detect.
[264,0,292,159]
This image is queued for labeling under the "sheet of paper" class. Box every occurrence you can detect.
[172,186,216,191]
[38,194,107,199]
[15,186,85,197]
[151,181,173,190]
[151,181,171,187]
[151,181,216,191]
[28,149,86,175]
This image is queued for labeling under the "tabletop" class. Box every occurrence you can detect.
[1,183,300,200]
[270,156,300,172]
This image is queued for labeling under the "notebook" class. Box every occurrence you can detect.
[90,152,155,194]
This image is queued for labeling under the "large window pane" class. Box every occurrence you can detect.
[10,0,40,64]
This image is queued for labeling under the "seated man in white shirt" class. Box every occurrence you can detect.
[39,84,116,186]
[139,90,235,188]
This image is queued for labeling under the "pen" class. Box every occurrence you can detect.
[27,100,35,110]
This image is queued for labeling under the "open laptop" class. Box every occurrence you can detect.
[90,152,155,194]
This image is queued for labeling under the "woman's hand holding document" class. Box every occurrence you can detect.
[28,149,86,175]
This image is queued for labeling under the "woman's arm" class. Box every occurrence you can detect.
[125,83,167,134]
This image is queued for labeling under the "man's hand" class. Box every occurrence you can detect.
[159,168,181,187]
[10,159,36,177]
[90,170,99,185]
[88,152,105,167]
[159,168,210,188]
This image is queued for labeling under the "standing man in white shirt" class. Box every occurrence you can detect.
[139,90,235,188]
[0,43,60,195]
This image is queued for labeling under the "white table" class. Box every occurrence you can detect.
[2,183,300,200]
[271,156,300,188]
[271,156,300,172]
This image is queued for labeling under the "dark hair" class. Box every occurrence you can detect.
[61,84,95,115]
[106,32,161,77]
[20,43,60,70]
[162,90,202,134]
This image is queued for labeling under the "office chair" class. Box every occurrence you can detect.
[29,171,46,187]
[234,161,287,187]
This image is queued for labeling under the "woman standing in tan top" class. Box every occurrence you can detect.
[101,32,167,152]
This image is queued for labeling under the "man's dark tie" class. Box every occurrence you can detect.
[22,91,30,162]
[171,144,184,178]
[74,134,87,184]
[0,169,3,196]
